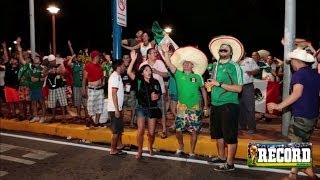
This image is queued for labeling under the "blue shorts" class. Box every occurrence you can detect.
[169,94,178,102]
[30,88,43,101]
[135,105,162,119]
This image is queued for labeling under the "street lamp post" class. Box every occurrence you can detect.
[47,6,60,55]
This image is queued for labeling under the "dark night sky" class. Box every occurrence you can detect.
[1,0,319,58]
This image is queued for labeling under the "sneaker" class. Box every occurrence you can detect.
[30,116,40,123]
[214,163,235,171]
[208,157,226,164]
[175,149,183,155]
[39,117,46,123]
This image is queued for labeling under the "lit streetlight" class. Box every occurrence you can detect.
[47,6,60,55]
[164,27,172,34]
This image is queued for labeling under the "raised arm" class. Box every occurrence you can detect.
[1,42,9,63]
[127,50,137,80]
[68,40,75,55]
[122,43,140,51]
[161,43,177,74]
[67,54,76,67]
[16,37,26,65]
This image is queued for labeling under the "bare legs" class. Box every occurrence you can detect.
[136,117,156,159]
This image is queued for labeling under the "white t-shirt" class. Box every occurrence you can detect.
[139,60,168,94]
[239,57,259,84]
[140,43,152,61]
[107,71,124,111]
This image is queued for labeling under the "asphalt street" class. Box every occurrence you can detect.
[0,130,318,180]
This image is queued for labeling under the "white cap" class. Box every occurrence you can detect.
[287,48,315,63]
[42,56,49,61]
[48,54,56,61]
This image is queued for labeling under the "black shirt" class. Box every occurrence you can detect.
[4,63,19,88]
[46,73,65,89]
[137,79,161,108]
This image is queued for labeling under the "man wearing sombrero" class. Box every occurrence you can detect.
[161,44,208,157]
[206,36,244,171]
[268,48,320,180]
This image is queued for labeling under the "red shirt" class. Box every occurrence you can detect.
[84,62,103,82]
[63,61,74,86]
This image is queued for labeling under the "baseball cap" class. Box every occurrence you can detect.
[48,54,56,61]
[90,50,100,59]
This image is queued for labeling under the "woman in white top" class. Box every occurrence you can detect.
[122,32,156,61]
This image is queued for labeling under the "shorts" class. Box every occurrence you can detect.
[18,86,30,101]
[157,94,166,118]
[169,94,178,102]
[135,105,162,119]
[123,91,136,109]
[175,102,202,132]
[87,88,104,116]
[30,88,43,101]
[210,103,239,144]
[4,86,19,103]
[109,111,124,134]
[48,87,68,108]
[73,87,87,107]
[288,116,317,143]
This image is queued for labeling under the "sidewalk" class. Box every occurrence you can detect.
[1,109,319,166]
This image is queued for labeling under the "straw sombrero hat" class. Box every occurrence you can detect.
[209,35,244,62]
[170,46,208,76]
[257,49,270,58]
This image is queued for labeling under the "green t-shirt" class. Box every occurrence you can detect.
[103,63,112,76]
[174,69,204,108]
[18,62,32,87]
[72,63,84,87]
[29,65,44,89]
[211,60,243,106]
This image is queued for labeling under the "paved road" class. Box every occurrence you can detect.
[0,131,318,180]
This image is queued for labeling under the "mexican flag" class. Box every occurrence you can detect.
[152,21,179,59]
[254,79,281,115]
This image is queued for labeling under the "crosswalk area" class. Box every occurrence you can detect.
[0,143,57,177]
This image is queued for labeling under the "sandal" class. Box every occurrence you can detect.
[110,150,127,155]
[160,131,167,139]
[117,146,131,151]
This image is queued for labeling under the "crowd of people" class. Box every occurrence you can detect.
[0,30,320,177]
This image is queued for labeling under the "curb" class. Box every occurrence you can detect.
[1,119,319,166]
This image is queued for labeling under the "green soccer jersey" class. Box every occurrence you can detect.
[18,62,32,87]
[72,63,84,87]
[29,65,44,89]
[211,60,243,106]
[174,69,204,108]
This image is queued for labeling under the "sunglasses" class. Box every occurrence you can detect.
[219,49,228,53]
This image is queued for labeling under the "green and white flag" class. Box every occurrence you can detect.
[152,21,179,59]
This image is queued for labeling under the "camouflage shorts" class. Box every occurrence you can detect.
[288,116,317,143]
[175,102,202,132]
